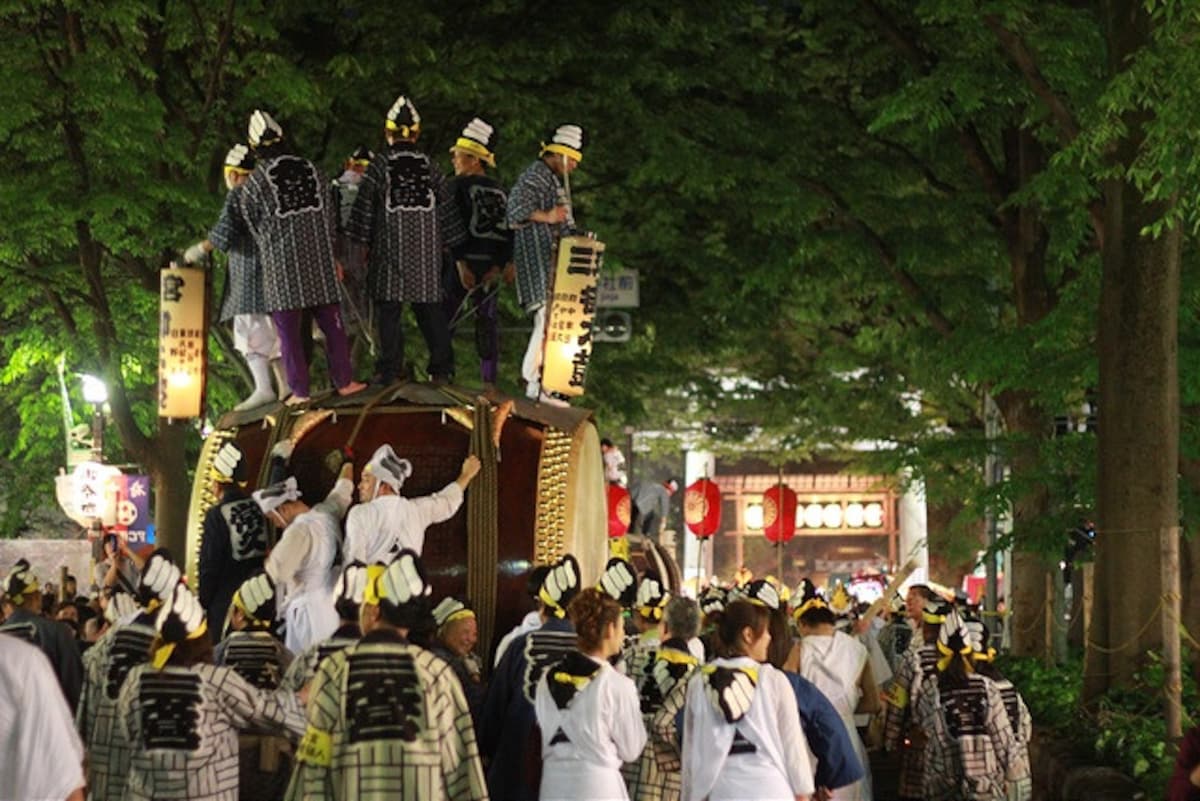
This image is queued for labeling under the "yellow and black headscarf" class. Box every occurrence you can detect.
[153,583,208,668]
[3,559,37,605]
[232,572,276,628]
[636,572,670,621]
[538,554,581,619]
[385,95,421,139]
[136,549,181,613]
[935,608,974,672]
[222,144,255,180]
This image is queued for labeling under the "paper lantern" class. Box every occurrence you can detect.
[607,483,632,538]
[158,264,208,418]
[763,484,798,544]
[684,478,722,539]
[540,236,605,397]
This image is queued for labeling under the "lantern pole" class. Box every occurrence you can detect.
[775,463,785,581]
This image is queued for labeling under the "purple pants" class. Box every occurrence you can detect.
[272,303,354,397]
[444,277,500,384]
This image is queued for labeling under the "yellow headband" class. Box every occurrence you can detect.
[385,121,420,138]
[538,585,567,618]
[223,165,252,176]
[973,647,997,663]
[362,564,387,606]
[450,138,495,167]
[935,639,974,672]
[231,591,269,626]
[541,143,582,164]
[638,605,664,622]
[152,619,209,669]
[441,608,476,626]
[793,597,828,620]
[922,608,947,625]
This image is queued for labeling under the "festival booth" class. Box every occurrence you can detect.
[185,383,607,662]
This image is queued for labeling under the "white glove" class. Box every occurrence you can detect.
[271,439,294,461]
[183,242,207,264]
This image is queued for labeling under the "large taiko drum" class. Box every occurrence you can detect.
[186,384,615,661]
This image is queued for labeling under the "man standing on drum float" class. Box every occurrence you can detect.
[443,117,514,392]
[507,124,585,402]
[343,444,481,564]
[345,95,466,385]
[238,109,366,404]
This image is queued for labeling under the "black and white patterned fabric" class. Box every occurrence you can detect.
[597,557,637,607]
[280,631,359,693]
[344,144,465,303]
[216,629,291,690]
[117,662,305,801]
[239,154,341,313]
[253,477,302,517]
[701,664,758,724]
[286,636,488,801]
[507,159,567,310]
[77,620,156,801]
[447,174,513,270]
[537,554,581,618]
[637,573,670,619]
[915,673,1020,801]
[364,444,412,493]
[209,185,267,320]
[699,586,727,617]
[622,640,699,801]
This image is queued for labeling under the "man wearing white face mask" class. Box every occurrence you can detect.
[343,444,482,564]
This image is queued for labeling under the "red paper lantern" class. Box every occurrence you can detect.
[607,484,632,538]
[684,478,722,539]
[763,484,798,544]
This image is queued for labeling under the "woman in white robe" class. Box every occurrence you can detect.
[534,587,646,801]
[682,599,814,801]
[796,595,878,801]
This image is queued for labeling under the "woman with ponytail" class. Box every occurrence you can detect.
[534,587,646,800]
[681,599,814,801]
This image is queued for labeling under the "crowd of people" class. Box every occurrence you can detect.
[0,444,1036,801]
[183,101,586,411]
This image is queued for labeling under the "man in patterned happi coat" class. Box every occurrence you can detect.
[116,582,306,801]
[442,116,514,390]
[286,550,488,801]
[199,441,268,639]
[238,109,365,404]
[479,554,581,801]
[345,94,466,385]
[506,123,584,402]
[184,143,286,410]
[78,551,182,801]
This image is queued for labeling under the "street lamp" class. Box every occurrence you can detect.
[78,373,107,461]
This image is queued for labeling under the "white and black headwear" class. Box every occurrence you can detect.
[432,596,476,628]
[247,110,284,148]
[541,123,585,163]
[597,557,637,607]
[3,559,37,605]
[744,578,780,611]
[223,144,255,175]
[152,583,207,668]
[233,572,276,626]
[699,585,728,617]
[538,554,581,618]
[104,585,141,624]
[252,476,302,516]
[450,117,497,167]
[936,607,974,671]
[364,444,412,498]
[209,441,247,484]
[137,549,182,610]
[334,561,369,619]
[364,549,432,609]
[636,572,670,620]
[385,95,421,138]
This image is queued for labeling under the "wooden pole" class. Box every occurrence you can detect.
[1163,525,1183,742]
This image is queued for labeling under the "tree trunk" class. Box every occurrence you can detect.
[151,419,191,561]
[1084,4,1180,698]
[997,390,1055,657]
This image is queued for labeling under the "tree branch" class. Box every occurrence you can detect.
[799,176,955,338]
[984,15,1080,144]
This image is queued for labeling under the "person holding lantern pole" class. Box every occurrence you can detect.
[507,124,585,403]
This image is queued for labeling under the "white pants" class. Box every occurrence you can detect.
[233,313,280,359]
[522,303,546,399]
